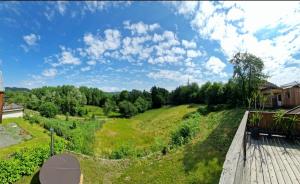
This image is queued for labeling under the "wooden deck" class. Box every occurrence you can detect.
[243,135,300,184]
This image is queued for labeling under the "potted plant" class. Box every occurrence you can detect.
[285,115,299,141]
[249,111,262,139]
[273,110,286,135]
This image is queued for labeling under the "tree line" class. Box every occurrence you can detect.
[5,52,267,118]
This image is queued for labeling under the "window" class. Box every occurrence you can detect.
[278,94,281,101]
[286,91,290,99]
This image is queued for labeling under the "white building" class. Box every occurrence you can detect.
[3,103,24,119]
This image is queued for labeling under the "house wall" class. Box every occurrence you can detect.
[3,110,24,119]
[282,87,300,107]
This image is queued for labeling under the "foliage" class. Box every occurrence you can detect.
[26,114,103,155]
[0,140,65,184]
[151,86,169,108]
[134,97,150,113]
[118,100,138,117]
[230,52,267,105]
[171,112,200,146]
[39,102,59,118]
[103,99,117,116]
[109,144,136,159]
[249,111,262,127]
[273,110,286,131]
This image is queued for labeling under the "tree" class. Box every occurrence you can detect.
[103,99,116,116]
[39,102,58,118]
[134,97,149,113]
[230,52,267,105]
[118,100,138,117]
[151,86,169,108]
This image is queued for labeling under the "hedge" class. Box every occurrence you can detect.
[0,139,65,184]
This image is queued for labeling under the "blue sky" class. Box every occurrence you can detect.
[0,1,299,91]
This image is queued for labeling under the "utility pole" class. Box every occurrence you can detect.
[50,127,54,156]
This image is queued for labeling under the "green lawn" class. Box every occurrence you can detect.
[0,118,51,159]
[1,105,245,184]
[113,108,245,184]
[93,105,199,157]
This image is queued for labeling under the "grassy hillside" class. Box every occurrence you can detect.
[1,105,245,184]
[114,108,244,184]
[94,105,199,157]
[0,118,51,159]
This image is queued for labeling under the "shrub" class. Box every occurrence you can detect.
[110,145,135,159]
[197,106,209,115]
[249,111,262,127]
[118,100,138,118]
[171,114,200,146]
[39,102,58,118]
[0,141,65,184]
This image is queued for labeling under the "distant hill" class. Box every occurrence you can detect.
[5,87,31,92]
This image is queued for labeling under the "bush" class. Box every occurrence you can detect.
[197,106,209,115]
[118,100,138,118]
[39,102,58,118]
[0,141,65,184]
[171,114,200,146]
[110,145,135,159]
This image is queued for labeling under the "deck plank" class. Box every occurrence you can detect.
[258,137,271,184]
[255,138,265,184]
[272,138,299,184]
[276,138,300,184]
[244,136,254,184]
[261,136,278,184]
[269,138,293,184]
[250,138,258,184]
[282,140,300,177]
[264,137,286,184]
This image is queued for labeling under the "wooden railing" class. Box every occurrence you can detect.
[248,111,300,136]
[219,111,249,184]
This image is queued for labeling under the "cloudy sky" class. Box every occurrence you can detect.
[0,1,299,91]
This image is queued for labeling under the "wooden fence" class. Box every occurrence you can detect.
[219,111,249,184]
[248,111,300,136]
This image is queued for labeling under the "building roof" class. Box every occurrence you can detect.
[3,103,23,111]
[281,81,300,89]
[260,81,280,90]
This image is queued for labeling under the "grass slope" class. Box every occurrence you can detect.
[0,118,51,159]
[113,108,245,184]
[94,105,199,157]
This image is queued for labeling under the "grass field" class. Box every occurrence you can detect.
[0,118,51,159]
[113,108,245,184]
[1,105,245,184]
[93,105,199,157]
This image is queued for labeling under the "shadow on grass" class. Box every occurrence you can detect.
[30,171,40,184]
[182,109,245,183]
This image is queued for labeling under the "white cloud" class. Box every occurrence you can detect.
[124,21,160,35]
[58,49,81,65]
[87,60,96,65]
[171,1,300,84]
[42,68,57,77]
[81,66,91,72]
[182,40,197,49]
[23,33,40,46]
[84,29,121,59]
[205,56,226,74]
[147,69,193,84]
[170,1,199,16]
[187,50,201,58]
[57,1,67,15]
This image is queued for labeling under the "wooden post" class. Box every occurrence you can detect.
[50,127,54,156]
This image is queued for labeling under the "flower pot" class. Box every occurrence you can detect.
[250,127,260,139]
